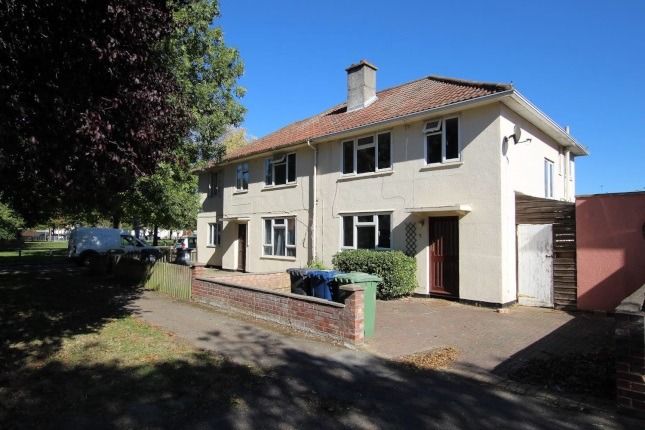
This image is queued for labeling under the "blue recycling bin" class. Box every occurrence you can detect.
[307,270,340,301]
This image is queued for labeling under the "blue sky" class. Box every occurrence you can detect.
[219,0,644,195]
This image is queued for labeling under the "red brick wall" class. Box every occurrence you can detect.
[208,272,291,293]
[576,193,645,311]
[615,312,645,414]
[191,276,365,345]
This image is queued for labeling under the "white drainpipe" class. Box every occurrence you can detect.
[306,139,318,262]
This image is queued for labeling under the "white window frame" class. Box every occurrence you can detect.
[544,158,554,198]
[208,221,222,246]
[263,217,296,258]
[235,163,249,191]
[423,116,461,165]
[341,131,392,176]
[339,212,392,250]
[209,172,219,197]
[265,152,296,187]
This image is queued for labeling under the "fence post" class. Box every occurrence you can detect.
[191,263,206,281]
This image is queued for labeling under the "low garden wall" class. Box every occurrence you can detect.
[191,267,365,345]
[614,284,645,415]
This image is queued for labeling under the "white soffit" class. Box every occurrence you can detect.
[222,215,251,222]
[405,204,472,217]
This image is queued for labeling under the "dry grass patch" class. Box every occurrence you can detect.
[397,347,459,371]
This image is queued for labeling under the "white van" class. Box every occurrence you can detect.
[67,228,160,266]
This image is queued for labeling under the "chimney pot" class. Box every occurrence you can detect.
[346,60,377,112]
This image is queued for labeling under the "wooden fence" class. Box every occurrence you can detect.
[144,261,192,300]
[515,193,577,310]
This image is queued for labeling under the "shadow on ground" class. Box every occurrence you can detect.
[493,312,616,399]
[0,263,138,373]
[0,263,639,429]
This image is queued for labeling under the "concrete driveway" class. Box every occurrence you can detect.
[365,297,614,381]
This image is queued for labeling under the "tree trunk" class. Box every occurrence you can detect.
[153,225,159,246]
[133,218,141,239]
[112,215,120,229]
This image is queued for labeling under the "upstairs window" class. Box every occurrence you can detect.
[425,117,460,164]
[263,218,296,257]
[544,158,554,198]
[235,163,248,191]
[265,153,296,186]
[342,132,392,175]
[341,213,391,249]
[209,172,218,197]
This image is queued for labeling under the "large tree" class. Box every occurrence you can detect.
[122,1,245,234]
[167,0,245,164]
[0,1,190,225]
[123,163,198,245]
[0,201,24,240]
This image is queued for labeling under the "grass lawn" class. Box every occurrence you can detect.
[0,262,263,429]
[0,240,68,264]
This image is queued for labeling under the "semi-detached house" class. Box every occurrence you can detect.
[195,61,587,307]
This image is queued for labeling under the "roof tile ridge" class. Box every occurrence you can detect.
[427,74,513,91]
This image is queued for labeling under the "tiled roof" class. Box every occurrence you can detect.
[215,75,512,165]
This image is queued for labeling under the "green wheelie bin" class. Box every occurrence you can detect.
[334,272,382,338]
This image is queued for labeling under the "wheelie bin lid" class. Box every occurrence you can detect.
[286,268,310,276]
[306,270,339,281]
[334,272,382,283]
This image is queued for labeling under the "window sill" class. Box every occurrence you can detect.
[260,255,297,261]
[206,245,218,248]
[261,183,297,192]
[419,161,463,172]
[233,190,248,195]
[337,170,394,182]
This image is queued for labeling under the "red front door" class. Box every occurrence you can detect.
[429,217,459,297]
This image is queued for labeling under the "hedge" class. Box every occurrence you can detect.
[332,249,417,300]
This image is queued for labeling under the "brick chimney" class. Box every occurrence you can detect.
[346,60,377,112]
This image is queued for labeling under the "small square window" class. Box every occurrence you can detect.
[208,222,221,246]
[342,132,391,175]
[209,172,218,197]
[341,213,391,250]
[424,117,460,165]
[263,217,296,257]
[236,163,249,191]
[265,153,296,186]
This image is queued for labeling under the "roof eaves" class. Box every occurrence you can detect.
[507,91,589,156]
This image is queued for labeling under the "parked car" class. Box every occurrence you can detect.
[174,236,196,265]
[68,227,161,266]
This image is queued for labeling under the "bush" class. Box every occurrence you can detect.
[332,249,417,300]
[306,258,329,270]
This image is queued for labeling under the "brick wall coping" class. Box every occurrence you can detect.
[194,276,347,308]
[339,284,366,292]
[200,270,289,276]
[615,283,645,314]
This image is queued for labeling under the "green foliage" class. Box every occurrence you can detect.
[0,1,189,225]
[220,127,252,156]
[306,258,329,270]
[0,201,24,240]
[332,249,418,300]
[123,163,199,231]
[167,0,245,163]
